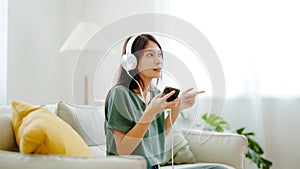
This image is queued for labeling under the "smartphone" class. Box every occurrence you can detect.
[162,86,180,102]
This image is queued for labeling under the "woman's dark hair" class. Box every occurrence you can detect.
[116,34,163,93]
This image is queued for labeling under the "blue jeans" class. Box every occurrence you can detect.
[157,165,228,169]
[148,164,160,169]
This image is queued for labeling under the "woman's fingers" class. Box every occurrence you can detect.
[162,90,175,100]
[184,90,205,98]
[154,92,163,98]
[152,89,204,111]
[184,97,195,103]
[166,97,180,109]
[182,88,194,95]
[197,91,205,94]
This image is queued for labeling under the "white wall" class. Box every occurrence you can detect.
[7,0,83,105]
[261,99,300,169]
[83,0,159,25]
[83,0,163,103]
[6,0,167,105]
[83,0,202,104]
[8,0,64,105]
[59,0,85,104]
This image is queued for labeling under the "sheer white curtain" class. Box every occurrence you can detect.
[0,0,8,106]
[164,1,300,169]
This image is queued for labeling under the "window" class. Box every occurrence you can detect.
[0,0,8,105]
[167,0,300,98]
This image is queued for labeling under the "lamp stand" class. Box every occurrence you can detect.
[84,75,88,105]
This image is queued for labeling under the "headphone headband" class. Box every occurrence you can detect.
[125,35,138,54]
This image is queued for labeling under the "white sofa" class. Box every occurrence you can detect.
[0,101,248,169]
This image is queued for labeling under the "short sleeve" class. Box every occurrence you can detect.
[105,86,135,133]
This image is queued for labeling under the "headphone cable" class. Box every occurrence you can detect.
[169,109,174,169]
[125,70,146,103]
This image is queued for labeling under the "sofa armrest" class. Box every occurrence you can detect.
[182,129,247,169]
[0,150,147,169]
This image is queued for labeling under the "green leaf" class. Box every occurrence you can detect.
[243,132,255,136]
[247,148,272,169]
[215,126,223,132]
[202,113,208,121]
[202,113,230,132]
[236,127,245,134]
[261,158,273,169]
[248,138,264,154]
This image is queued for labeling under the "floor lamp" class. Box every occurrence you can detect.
[59,22,99,105]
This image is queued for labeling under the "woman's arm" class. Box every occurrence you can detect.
[113,108,155,155]
[114,91,176,155]
[114,88,204,154]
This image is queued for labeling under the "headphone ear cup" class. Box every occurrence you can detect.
[121,54,137,71]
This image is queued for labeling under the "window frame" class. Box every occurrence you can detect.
[0,0,8,105]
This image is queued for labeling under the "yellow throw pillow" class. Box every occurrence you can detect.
[11,100,93,157]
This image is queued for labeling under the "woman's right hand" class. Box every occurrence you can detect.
[146,90,179,116]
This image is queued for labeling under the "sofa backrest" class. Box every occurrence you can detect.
[0,106,12,114]
[0,106,18,151]
[55,101,107,157]
[0,114,18,151]
[0,103,107,157]
[56,101,106,145]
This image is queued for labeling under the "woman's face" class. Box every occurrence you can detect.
[137,40,163,80]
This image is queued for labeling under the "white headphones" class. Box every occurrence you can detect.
[121,35,147,103]
[121,35,138,71]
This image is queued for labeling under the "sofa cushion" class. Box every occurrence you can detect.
[161,163,234,169]
[161,131,196,166]
[56,101,106,147]
[11,100,93,157]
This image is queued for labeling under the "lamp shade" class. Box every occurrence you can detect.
[60,22,99,52]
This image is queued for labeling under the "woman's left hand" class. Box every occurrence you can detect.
[180,88,205,110]
[166,97,181,112]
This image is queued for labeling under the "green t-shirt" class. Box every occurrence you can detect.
[105,85,165,167]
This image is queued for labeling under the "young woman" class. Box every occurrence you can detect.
[105,34,203,169]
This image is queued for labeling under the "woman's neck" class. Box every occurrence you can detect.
[142,78,152,94]
[134,78,152,102]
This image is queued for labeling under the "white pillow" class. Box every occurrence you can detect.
[161,131,196,165]
[56,101,106,146]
